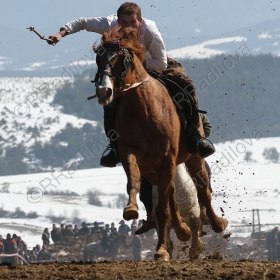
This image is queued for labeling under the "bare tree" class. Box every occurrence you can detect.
[262,147,280,163]
[87,190,103,206]
[244,151,253,162]
[115,194,128,209]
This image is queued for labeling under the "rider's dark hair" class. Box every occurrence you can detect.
[117,2,141,20]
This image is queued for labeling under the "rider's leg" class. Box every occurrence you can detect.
[135,176,155,235]
[100,98,122,168]
[181,76,215,158]
[163,59,215,158]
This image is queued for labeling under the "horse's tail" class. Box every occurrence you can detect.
[169,184,191,242]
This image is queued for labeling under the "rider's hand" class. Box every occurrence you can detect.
[48,30,68,46]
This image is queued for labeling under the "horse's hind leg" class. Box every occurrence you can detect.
[188,207,203,260]
[169,186,191,242]
[185,156,228,233]
[122,153,140,220]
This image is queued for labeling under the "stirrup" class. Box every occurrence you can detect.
[187,136,215,158]
[197,137,215,158]
[101,144,117,158]
[100,145,118,168]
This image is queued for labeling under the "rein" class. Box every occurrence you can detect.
[93,44,133,89]
[121,76,149,92]
[88,42,148,101]
[87,75,149,101]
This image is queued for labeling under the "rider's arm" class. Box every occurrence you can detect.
[60,14,116,35]
[143,22,167,72]
[49,15,116,45]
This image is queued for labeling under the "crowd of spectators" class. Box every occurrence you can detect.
[267,226,280,261]
[0,218,146,264]
[0,233,51,264]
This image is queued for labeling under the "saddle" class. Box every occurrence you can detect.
[147,70,206,131]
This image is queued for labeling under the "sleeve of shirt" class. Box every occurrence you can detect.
[60,14,116,35]
[144,27,167,71]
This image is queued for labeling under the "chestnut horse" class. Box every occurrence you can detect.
[93,27,227,261]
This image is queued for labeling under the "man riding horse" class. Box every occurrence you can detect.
[49,2,215,234]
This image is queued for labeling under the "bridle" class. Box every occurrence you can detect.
[93,42,134,89]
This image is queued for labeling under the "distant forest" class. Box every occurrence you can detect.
[1,54,280,176]
[54,53,280,143]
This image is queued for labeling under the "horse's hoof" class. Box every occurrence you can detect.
[123,205,139,221]
[154,248,170,261]
[212,217,228,233]
[174,222,191,242]
[222,218,228,229]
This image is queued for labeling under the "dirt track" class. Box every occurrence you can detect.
[0,260,280,280]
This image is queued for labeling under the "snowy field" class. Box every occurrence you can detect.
[0,136,280,249]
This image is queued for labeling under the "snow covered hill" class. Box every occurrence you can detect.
[0,77,96,148]
[0,77,98,150]
[0,77,101,173]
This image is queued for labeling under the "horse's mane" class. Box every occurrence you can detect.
[93,26,145,63]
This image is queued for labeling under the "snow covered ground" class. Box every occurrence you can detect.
[0,136,279,249]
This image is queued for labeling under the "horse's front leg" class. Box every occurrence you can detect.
[122,153,140,221]
[149,158,172,261]
[166,226,174,259]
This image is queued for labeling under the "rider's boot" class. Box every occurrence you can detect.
[135,211,155,235]
[186,127,215,158]
[100,140,118,168]
[186,116,215,158]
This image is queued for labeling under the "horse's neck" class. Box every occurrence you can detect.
[127,57,148,86]
[122,58,155,111]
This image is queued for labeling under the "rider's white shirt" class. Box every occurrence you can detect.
[61,14,167,71]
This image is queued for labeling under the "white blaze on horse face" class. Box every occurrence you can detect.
[97,64,114,105]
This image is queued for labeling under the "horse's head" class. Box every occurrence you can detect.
[93,27,145,105]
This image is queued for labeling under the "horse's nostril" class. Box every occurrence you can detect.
[106,88,112,97]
